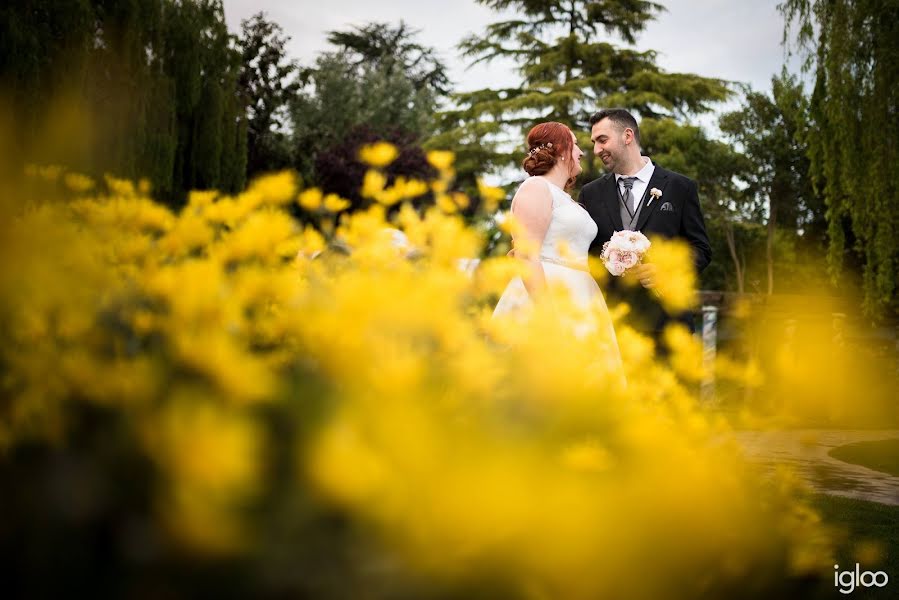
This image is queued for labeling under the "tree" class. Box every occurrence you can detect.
[0,0,247,202]
[781,0,899,318]
[291,22,448,183]
[719,72,824,295]
[326,21,450,96]
[163,0,246,197]
[0,0,95,166]
[238,12,299,180]
[431,0,732,181]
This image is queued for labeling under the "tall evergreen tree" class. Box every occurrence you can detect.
[432,0,731,181]
[781,0,899,317]
[163,0,243,197]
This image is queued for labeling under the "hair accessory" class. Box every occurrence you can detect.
[526,141,554,156]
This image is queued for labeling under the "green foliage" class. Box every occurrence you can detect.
[720,72,825,243]
[291,23,448,184]
[326,21,451,95]
[0,0,94,149]
[0,0,248,203]
[434,0,732,180]
[717,72,828,295]
[238,12,300,180]
[781,0,899,318]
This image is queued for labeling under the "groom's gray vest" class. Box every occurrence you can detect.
[619,182,647,231]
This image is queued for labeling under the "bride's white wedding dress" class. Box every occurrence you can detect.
[493,177,621,352]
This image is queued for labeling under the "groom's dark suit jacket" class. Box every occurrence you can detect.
[579,163,711,337]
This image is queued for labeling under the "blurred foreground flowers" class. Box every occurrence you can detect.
[0,157,851,598]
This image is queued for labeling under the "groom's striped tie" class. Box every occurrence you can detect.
[619,176,637,218]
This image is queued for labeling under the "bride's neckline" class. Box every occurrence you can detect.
[536,176,566,190]
[535,176,572,197]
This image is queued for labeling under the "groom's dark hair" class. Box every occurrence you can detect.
[589,108,641,146]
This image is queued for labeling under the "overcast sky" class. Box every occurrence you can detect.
[223,0,801,98]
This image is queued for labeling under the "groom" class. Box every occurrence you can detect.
[580,108,711,340]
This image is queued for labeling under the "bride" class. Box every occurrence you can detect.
[493,122,620,354]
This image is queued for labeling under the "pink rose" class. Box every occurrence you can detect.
[604,249,639,276]
[601,232,649,276]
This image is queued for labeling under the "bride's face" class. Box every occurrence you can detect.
[568,132,584,178]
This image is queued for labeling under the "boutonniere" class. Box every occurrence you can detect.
[648,187,662,206]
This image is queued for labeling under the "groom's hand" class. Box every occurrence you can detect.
[631,263,657,289]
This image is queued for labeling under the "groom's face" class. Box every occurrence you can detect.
[591,118,628,173]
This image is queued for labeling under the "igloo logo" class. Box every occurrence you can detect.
[834,564,889,594]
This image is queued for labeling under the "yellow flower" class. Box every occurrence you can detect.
[104,174,138,196]
[173,332,276,403]
[63,172,95,193]
[298,188,323,211]
[215,209,297,264]
[143,394,263,553]
[646,236,697,314]
[203,196,246,227]
[359,142,398,167]
[158,212,214,257]
[248,171,297,206]
[396,177,429,200]
[426,150,455,171]
[188,190,219,209]
[435,193,458,213]
[561,438,615,473]
[477,178,506,213]
[27,164,63,181]
[497,211,524,236]
[296,225,326,259]
[664,323,706,382]
[451,191,470,210]
[323,193,351,212]
[361,169,387,199]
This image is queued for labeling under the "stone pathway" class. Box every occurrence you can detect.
[733,429,899,506]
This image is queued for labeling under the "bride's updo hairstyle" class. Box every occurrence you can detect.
[521,121,575,186]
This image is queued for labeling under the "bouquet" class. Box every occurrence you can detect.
[600,230,651,276]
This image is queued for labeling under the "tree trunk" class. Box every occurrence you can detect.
[725,222,745,294]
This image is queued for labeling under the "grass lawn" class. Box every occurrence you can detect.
[828,439,899,477]
[805,494,898,599]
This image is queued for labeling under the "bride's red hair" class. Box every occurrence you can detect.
[522,122,577,188]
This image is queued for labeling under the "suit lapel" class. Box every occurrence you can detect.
[635,165,669,231]
[602,174,624,231]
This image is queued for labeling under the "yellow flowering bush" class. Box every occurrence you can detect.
[0,161,838,598]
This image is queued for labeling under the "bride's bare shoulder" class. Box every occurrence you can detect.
[511,177,552,212]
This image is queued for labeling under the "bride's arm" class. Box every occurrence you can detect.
[510,180,553,299]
